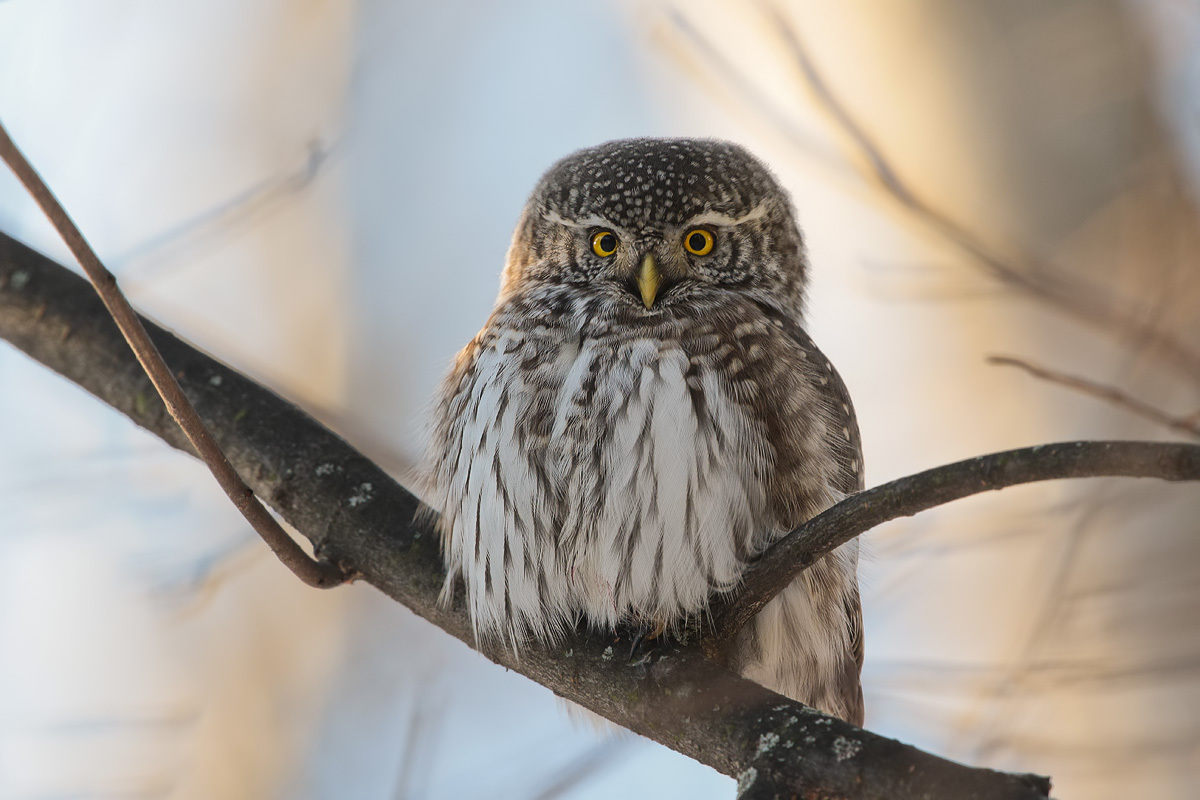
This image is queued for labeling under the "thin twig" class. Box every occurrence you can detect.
[988,355,1200,439]
[115,138,340,286]
[706,441,1200,660]
[0,119,346,589]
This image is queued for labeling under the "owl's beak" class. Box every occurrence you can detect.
[636,253,661,309]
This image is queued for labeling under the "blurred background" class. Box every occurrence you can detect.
[1,1,1198,797]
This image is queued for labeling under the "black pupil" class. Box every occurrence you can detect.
[598,233,615,253]
[689,232,706,251]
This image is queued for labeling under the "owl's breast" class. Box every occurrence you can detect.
[537,329,775,629]
[432,313,811,643]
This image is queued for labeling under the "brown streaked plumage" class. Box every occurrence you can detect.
[425,138,864,724]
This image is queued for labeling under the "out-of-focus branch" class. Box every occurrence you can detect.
[708,441,1200,659]
[989,355,1200,440]
[665,6,1200,384]
[114,138,340,287]
[0,120,346,589]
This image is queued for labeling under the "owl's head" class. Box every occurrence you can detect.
[500,138,809,318]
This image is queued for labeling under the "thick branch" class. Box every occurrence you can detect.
[708,441,1200,658]
[0,231,1052,799]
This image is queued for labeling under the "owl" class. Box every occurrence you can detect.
[426,138,864,725]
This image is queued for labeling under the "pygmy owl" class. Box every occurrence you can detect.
[426,138,864,724]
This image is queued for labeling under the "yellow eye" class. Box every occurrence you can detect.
[683,228,714,256]
[591,230,619,257]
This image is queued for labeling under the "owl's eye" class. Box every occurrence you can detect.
[591,230,619,257]
[683,228,715,256]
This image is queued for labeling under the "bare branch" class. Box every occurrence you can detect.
[708,440,1200,660]
[988,355,1200,440]
[0,119,346,589]
[0,230,1053,799]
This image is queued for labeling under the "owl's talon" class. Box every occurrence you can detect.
[626,618,668,662]
[627,634,655,664]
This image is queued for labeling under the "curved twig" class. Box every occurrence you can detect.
[706,440,1200,660]
[0,119,346,589]
[988,355,1200,440]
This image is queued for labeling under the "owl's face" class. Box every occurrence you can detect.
[500,138,808,318]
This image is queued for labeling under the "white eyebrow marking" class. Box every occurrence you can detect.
[543,201,769,230]
[686,202,769,228]
[544,211,612,229]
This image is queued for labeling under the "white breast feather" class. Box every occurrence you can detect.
[551,339,766,629]
[437,332,769,644]
[437,333,565,646]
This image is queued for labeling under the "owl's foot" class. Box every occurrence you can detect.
[626,618,668,664]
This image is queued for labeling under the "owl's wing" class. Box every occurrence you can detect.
[766,306,867,725]
[779,321,864,498]
[798,327,865,725]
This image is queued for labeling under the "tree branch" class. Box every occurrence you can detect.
[707,440,1200,659]
[0,119,346,588]
[0,230,1055,799]
[988,354,1200,440]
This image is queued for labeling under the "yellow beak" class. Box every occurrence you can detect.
[636,253,661,309]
